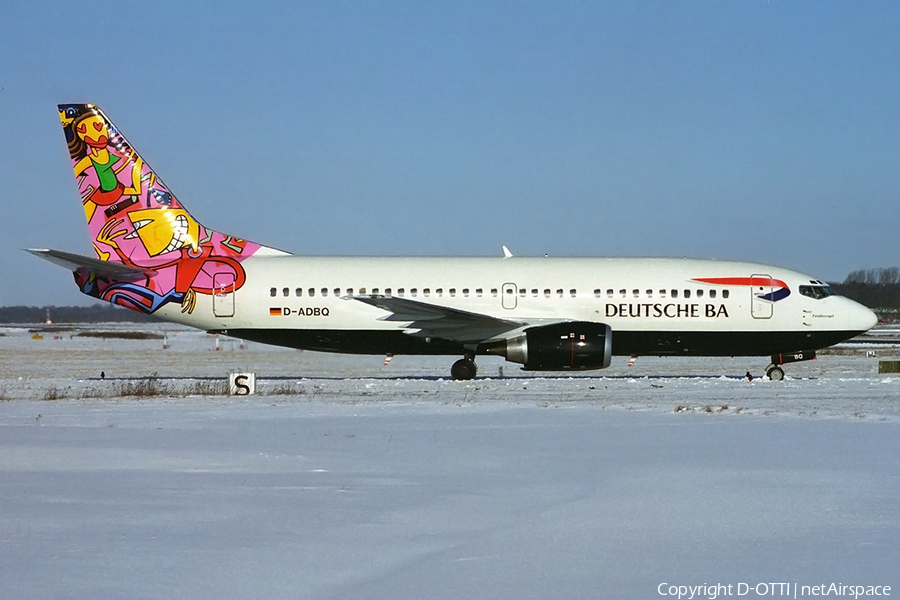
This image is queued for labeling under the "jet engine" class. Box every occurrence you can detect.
[487,322,612,371]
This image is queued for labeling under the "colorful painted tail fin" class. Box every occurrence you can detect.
[55,103,287,315]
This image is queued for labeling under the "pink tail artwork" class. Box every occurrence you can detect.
[57,104,276,315]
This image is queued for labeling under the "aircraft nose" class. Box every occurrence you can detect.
[847,299,878,332]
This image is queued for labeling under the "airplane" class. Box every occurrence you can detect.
[31,103,878,381]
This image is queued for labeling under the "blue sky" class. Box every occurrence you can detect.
[1,1,898,306]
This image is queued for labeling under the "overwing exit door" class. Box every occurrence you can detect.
[501,282,517,309]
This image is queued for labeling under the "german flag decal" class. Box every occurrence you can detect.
[269,307,282,316]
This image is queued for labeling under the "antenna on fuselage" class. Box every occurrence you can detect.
[502,245,513,259]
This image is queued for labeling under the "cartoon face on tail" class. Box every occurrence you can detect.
[58,104,264,314]
[124,208,201,256]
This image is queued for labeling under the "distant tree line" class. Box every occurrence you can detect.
[831,267,900,311]
[0,304,154,324]
[843,267,900,285]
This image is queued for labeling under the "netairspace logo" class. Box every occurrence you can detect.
[657,582,891,599]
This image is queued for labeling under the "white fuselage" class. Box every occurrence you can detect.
[153,255,876,359]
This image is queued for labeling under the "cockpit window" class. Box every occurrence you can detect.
[799,285,836,300]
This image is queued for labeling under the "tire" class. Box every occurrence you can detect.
[451,358,477,380]
[767,366,785,381]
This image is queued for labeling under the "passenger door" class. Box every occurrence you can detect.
[213,272,235,317]
[750,273,773,319]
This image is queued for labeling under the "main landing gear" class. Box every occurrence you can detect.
[451,355,477,380]
[765,350,817,380]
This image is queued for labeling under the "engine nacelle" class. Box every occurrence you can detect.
[489,322,612,371]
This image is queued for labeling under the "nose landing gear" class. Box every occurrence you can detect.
[765,365,785,381]
[766,350,816,380]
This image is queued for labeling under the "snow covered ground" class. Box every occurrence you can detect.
[1,324,898,598]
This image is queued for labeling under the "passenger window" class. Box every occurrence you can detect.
[282,287,289,297]
[594,289,601,298]
[270,287,277,297]
[371,288,379,295]
[646,289,653,297]
[570,289,577,297]
[346,288,353,296]
[696,289,703,298]
[295,288,302,297]
[410,288,417,297]
[684,290,691,299]
[463,288,470,297]
[557,289,564,297]
[659,289,666,298]
[308,288,315,297]
[491,288,498,297]
[321,288,328,297]
[384,288,392,296]
[423,288,430,297]
[334,288,341,297]
[709,290,716,299]
[476,288,483,297]
[531,289,538,297]
[519,288,526,297]
[619,289,626,298]
[450,288,456,297]
[722,290,729,299]
[397,288,404,296]
[607,289,614,298]
[545,289,552,297]
[436,288,443,296]
[632,289,640,298]
[671,289,678,298]
[359,287,366,295]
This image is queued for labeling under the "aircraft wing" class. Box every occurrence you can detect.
[353,295,525,343]
[27,248,156,281]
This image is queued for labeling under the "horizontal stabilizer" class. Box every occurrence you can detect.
[27,248,155,281]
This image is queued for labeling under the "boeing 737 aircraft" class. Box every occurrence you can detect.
[31,104,877,380]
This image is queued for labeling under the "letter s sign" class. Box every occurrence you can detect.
[229,372,256,395]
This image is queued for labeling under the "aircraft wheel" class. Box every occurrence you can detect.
[766,366,785,381]
[451,358,477,381]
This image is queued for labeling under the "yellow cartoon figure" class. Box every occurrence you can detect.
[95,207,205,314]
[123,208,201,257]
